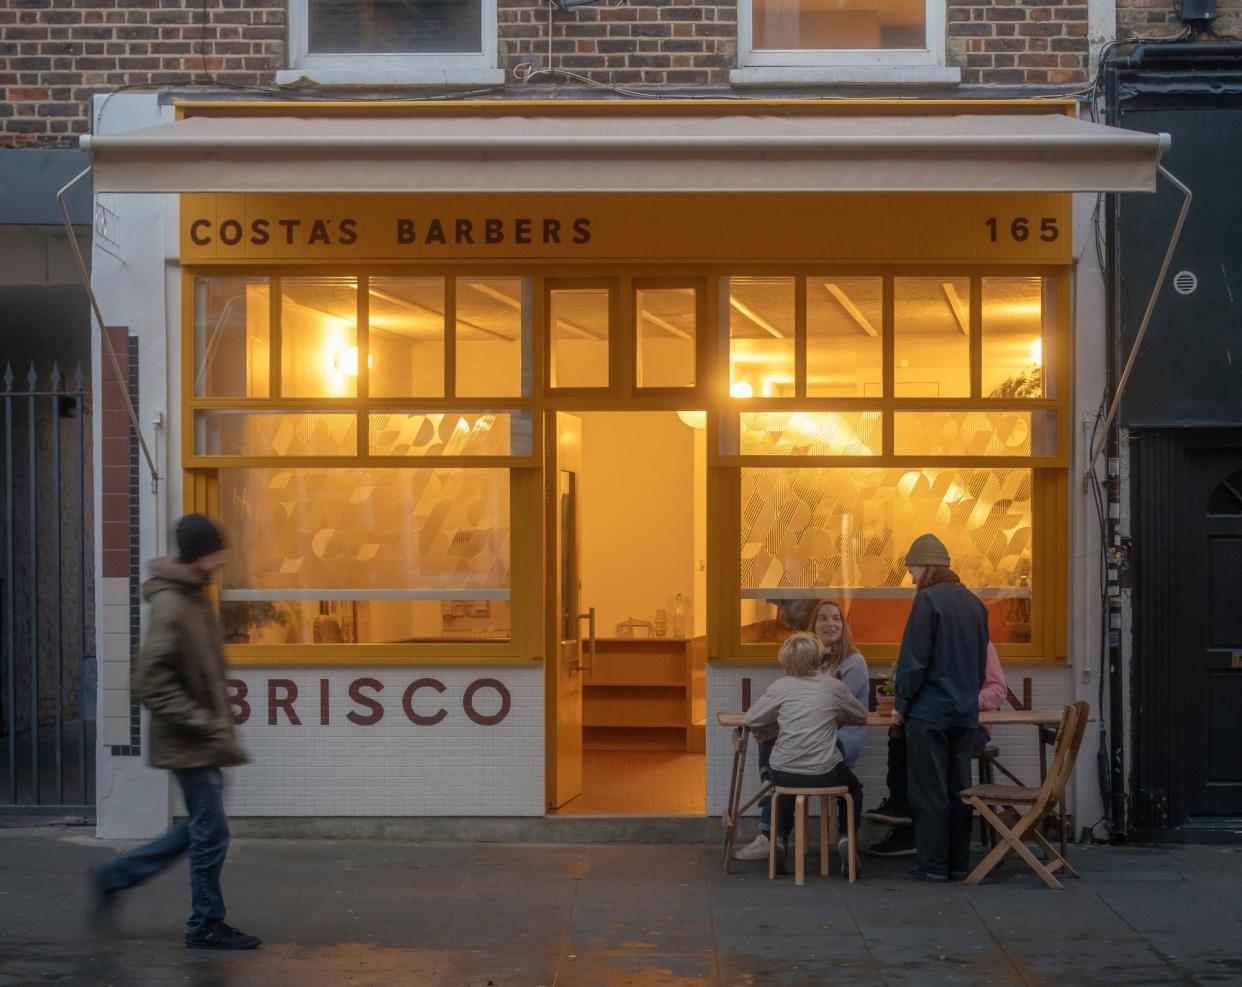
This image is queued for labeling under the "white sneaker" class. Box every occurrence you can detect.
[838,837,862,877]
[733,833,784,861]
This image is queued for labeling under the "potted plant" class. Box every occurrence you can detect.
[875,677,897,717]
[221,600,290,645]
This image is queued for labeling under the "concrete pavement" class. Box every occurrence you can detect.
[2,819,1242,985]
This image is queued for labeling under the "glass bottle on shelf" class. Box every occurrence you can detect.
[672,593,686,638]
[654,609,668,638]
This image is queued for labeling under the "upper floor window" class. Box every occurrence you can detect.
[282,0,503,85]
[737,0,950,73]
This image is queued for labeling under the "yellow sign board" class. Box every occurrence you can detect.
[181,193,1072,265]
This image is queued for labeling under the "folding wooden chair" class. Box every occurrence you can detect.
[960,701,1090,890]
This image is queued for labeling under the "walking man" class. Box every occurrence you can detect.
[93,514,260,950]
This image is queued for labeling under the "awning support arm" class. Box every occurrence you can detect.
[56,167,160,495]
[1085,163,1192,482]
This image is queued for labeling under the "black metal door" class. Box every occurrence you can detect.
[1185,451,1242,817]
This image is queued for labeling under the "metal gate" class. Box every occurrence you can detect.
[1,362,95,814]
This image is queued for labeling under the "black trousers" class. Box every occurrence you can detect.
[905,718,975,877]
[768,764,862,843]
[886,727,909,809]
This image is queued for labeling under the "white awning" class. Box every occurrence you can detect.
[81,111,1169,195]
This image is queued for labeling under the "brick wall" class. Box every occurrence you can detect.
[1118,0,1242,37]
[0,0,285,149]
[947,0,1089,85]
[498,0,738,87]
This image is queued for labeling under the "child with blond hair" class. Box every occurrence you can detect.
[744,632,869,873]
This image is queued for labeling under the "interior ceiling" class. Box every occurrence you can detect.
[267,275,1041,346]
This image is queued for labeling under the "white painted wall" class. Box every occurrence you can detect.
[91,92,175,838]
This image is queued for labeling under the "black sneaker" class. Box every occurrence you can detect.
[864,797,912,826]
[185,922,262,950]
[906,867,949,883]
[865,829,917,857]
[87,867,117,932]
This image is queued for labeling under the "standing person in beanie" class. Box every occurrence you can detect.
[891,534,989,883]
[92,514,260,949]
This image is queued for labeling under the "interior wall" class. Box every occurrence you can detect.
[578,412,702,638]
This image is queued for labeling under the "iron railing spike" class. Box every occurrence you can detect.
[26,363,38,389]
[2,363,12,391]
[50,362,62,388]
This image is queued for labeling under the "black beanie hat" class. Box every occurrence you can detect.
[176,513,225,564]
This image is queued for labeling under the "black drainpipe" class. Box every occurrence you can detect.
[1103,56,1127,838]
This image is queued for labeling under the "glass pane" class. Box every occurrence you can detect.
[740,467,1034,645]
[368,411,532,457]
[752,0,927,51]
[194,411,357,457]
[193,277,270,398]
[218,467,510,643]
[893,410,1057,457]
[308,0,482,54]
[281,276,358,399]
[559,470,577,642]
[637,287,696,388]
[550,287,610,388]
[369,277,445,398]
[807,277,883,397]
[456,278,529,398]
[983,277,1045,398]
[729,277,795,399]
[894,277,971,398]
[726,411,882,456]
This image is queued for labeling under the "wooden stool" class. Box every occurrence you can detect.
[767,786,856,886]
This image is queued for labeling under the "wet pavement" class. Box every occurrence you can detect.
[2,821,1242,985]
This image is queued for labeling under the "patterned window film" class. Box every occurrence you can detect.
[740,467,1034,646]
[217,467,511,643]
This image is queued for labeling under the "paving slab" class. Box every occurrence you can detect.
[2,823,1240,986]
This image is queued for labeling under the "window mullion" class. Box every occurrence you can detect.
[970,275,983,399]
[445,274,457,399]
[270,274,281,400]
[881,274,894,457]
[794,274,807,400]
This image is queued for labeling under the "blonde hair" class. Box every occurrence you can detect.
[778,632,824,678]
[805,599,855,675]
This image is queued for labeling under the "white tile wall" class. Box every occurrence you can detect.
[706,663,1077,817]
[223,665,545,817]
[99,576,133,747]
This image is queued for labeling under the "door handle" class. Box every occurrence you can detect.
[577,607,596,674]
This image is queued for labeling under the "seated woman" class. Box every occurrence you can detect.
[740,632,868,873]
[735,600,870,862]
[866,642,1007,857]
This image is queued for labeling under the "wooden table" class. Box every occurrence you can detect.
[717,708,1071,873]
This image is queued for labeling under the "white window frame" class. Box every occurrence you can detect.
[279,0,503,85]
[737,0,947,68]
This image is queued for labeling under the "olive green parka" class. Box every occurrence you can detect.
[134,557,248,771]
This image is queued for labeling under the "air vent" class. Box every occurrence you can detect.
[1173,271,1198,295]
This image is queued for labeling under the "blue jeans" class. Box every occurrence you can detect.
[98,767,230,935]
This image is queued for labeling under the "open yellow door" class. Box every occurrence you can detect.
[546,412,589,810]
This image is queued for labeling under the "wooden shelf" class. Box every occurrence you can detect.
[584,721,687,729]
[580,636,707,752]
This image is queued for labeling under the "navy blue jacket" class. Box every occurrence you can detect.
[894,581,989,729]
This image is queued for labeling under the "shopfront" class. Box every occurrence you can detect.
[82,99,1167,833]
